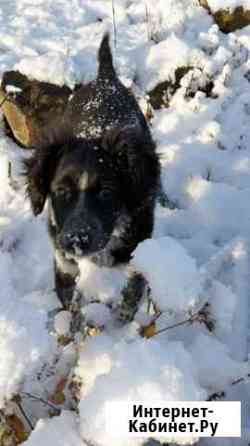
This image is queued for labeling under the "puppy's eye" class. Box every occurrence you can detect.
[98,189,113,201]
[55,187,73,201]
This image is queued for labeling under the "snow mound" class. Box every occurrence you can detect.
[0,292,56,407]
[15,52,76,88]
[132,237,203,313]
[54,311,72,336]
[82,302,112,328]
[23,411,82,446]
[210,280,237,339]
[137,36,190,91]
[190,333,248,391]
[77,335,205,446]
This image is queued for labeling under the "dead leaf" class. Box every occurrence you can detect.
[6,415,28,444]
[87,326,101,337]
[49,377,67,405]
[139,321,156,338]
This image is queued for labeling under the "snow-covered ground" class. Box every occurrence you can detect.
[0,0,250,445]
[205,0,250,13]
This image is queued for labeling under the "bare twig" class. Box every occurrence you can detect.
[152,311,162,322]
[15,399,34,430]
[145,1,151,41]
[150,304,214,337]
[0,408,7,422]
[207,374,250,401]
[207,391,225,401]
[8,161,12,180]
[111,0,117,49]
[0,94,8,109]
[146,298,152,314]
[151,316,194,337]
[232,374,250,386]
[20,392,61,415]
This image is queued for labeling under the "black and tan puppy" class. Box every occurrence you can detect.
[24,34,160,309]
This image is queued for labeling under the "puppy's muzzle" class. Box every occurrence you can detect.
[58,228,92,254]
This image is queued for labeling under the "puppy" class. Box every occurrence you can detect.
[24,34,160,310]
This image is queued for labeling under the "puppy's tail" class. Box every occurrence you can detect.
[98,33,115,78]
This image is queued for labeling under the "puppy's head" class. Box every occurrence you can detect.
[24,125,157,261]
[49,138,123,258]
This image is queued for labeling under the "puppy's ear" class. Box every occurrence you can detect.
[23,148,53,215]
[23,122,72,215]
[23,138,66,216]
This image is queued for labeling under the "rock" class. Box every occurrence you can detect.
[214,7,250,32]
[148,67,215,110]
[148,66,192,110]
[199,1,250,33]
[1,71,72,147]
[183,68,216,100]
[199,0,209,7]
[148,80,171,110]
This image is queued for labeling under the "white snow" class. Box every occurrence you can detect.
[190,333,248,391]
[0,0,249,445]
[77,335,205,446]
[137,36,190,91]
[0,298,56,407]
[82,302,112,328]
[132,237,203,314]
[15,52,76,88]
[23,411,83,446]
[210,280,237,339]
[54,311,72,336]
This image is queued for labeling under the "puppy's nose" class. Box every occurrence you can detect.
[59,230,91,253]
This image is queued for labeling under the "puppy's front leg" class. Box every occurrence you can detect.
[54,251,79,308]
[92,213,132,267]
[92,236,122,267]
[118,273,148,323]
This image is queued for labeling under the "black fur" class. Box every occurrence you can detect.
[24,34,160,308]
